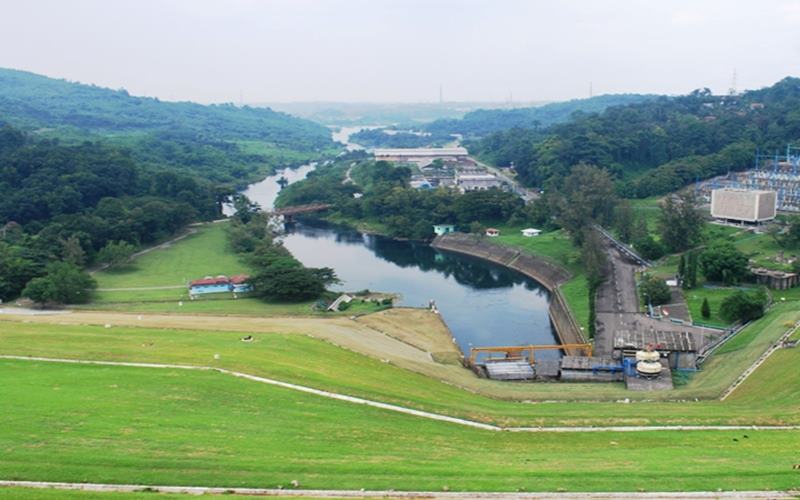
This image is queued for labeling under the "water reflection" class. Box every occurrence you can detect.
[282,223,556,354]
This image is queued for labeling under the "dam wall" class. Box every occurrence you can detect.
[431,233,587,350]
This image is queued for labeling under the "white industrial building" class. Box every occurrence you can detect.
[455,173,502,192]
[710,188,777,223]
[373,147,468,167]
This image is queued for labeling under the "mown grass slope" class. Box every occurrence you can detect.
[1,304,798,427]
[1,360,798,493]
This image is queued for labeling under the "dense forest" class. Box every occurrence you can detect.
[0,124,220,301]
[469,78,800,197]
[0,68,336,184]
[423,94,655,138]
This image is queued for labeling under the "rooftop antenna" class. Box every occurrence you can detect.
[728,69,738,96]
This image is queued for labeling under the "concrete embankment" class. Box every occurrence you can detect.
[431,233,587,350]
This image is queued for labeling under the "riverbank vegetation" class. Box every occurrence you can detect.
[276,154,523,240]
[227,211,338,302]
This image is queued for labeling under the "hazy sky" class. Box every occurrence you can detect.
[1,0,799,103]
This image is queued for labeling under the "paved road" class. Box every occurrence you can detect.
[469,157,539,203]
[1,480,796,498]
[3,355,798,434]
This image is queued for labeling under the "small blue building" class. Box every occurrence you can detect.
[188,275,252,295]
[433,224,455,236]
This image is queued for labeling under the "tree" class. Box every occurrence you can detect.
[0,242,39,301]
[581,229,608,338]
[22,262,96,305]
[250,260,337,302]
[677,254,686,282]
[719,289,768,323]
[785,217,800,248]
[685,250,699,289]
[630,214,649,243]
[61,234,86,267]
[231,194,261,224]
[639,274,671,306]
[96,240,136,269]
[615,200,634,243]
[700,242,749,285]
[701,297,711,319]
[555,164,617,244]
[658,191,704,252]
[633,235,664,261]
[766,224,786,249]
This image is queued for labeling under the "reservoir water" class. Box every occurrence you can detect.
[233,130,559,356]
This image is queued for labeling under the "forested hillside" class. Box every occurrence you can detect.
[0,68,336,184]
[469,78,800,196]
[424,94,655,138]
[0,124,219,301]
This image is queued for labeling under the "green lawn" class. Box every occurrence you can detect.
[559,274,590,332]
[1,359,799,493]
[88,221,386,316]
[1,304,798,427]
[682,285,754,328]
[93,222,250,302]
[493,228,582,274]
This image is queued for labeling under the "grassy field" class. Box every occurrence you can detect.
[1,359,799,493]
[88,221,384,317]
[493,228,582,274]
[682,285,759,328]
[1,303,798,426]
[93,223,250,303]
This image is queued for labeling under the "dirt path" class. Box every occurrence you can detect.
[0,480,795,499]
[3,354,799,434]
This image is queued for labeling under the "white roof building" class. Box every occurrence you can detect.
[521,228,542,237]
[711,188,777,223]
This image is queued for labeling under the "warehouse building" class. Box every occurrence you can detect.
[373,147,468,167]
[711,188,777,223]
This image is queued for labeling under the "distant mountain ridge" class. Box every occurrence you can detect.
[0,67,331,146]
[423,94,658,137]
[0,68,336,184]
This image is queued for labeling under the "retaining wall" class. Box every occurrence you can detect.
[432,233,587,350]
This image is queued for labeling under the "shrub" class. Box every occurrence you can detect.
[700,242,749,285]
[639,274,672,306]
[719,289,768,323]
[701,297,711,319]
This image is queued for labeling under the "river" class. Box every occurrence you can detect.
[233,129,559,357]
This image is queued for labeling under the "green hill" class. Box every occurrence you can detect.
[469,77,800,194]
[424,94,656,138]
[0,68,336,183]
